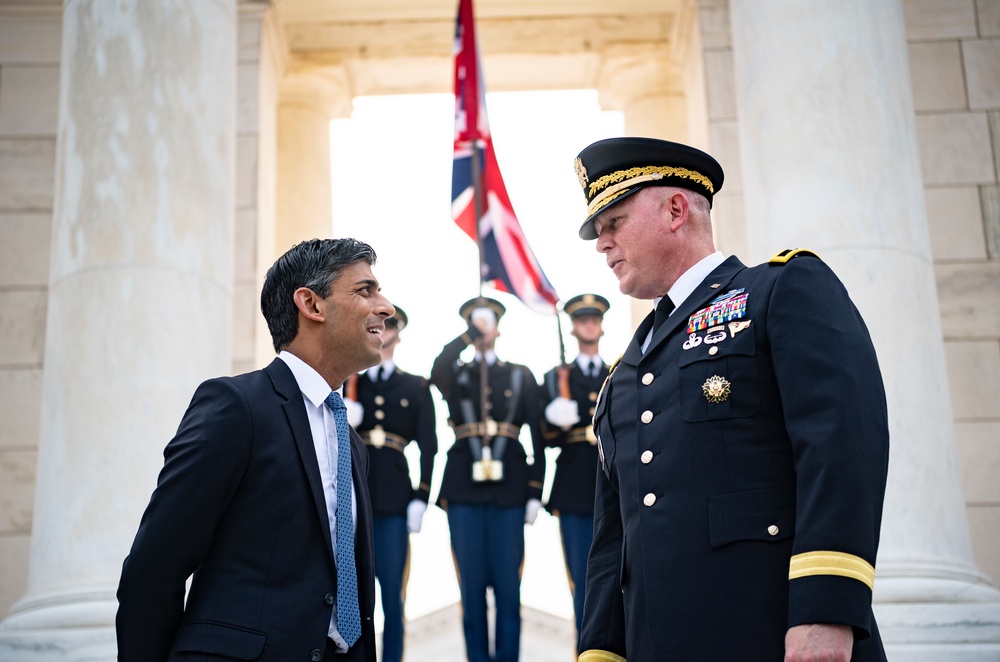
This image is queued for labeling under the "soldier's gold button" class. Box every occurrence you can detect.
[643,493,656,507]
[641,410,654,424]
[589,407,595,416]
[374,410,385,420]
[589,391,598,402]
[374,395,385,405]
[505,389,513,397]
[709,346,719,356]
[640,450,653,464]
[767,525,779,536]
[641,373,654,385]
[400,398,409,407]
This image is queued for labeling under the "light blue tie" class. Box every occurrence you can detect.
[324,391,362,647]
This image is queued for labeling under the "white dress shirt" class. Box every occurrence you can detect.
[278,351,358,648]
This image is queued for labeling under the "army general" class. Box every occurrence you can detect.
[573,138,889,662]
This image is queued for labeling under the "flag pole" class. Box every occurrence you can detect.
[470,135,492,448]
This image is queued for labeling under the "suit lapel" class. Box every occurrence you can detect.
[265,358,336,563]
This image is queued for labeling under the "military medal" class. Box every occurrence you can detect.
[688,290,748,333]
[702,375,731,403]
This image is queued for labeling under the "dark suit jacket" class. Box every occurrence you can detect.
[540,361,609,516]
[580,254,889,661]
[116,358,377,662]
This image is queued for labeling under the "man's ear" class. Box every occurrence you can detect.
[293,287,325,322]
[666,191,690,232]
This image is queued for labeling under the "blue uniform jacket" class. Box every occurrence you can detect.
[580,254,889,661]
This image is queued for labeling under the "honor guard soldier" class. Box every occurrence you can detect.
[539,293,610,639]
[430,297,545,662]
[573,138,890,662]
[343,306,437,662]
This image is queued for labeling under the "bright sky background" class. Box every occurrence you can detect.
[330,90,632,625]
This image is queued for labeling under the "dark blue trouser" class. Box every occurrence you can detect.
[447,503,524,662]
[558,512,594,638]
[373,514,408,662]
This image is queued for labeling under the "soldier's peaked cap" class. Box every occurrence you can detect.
[574,137,725,240]
[386,304,407,330]
[563,293,610,319]
[459,297,506,322]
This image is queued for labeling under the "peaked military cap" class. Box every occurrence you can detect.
[574,137,725,240]
[563,293,610,319]
[385,304,408,330]
[459,297,506,322]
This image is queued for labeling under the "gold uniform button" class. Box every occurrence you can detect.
[374,395,385,405]
[767,525,779,536]
[400,398,409,407]
[709,346,719,356]
[641,373,654,385]
[640,450,653,464]
[589,391,598,402]
[374,410,385,420]
[641,410,654,424]
[643,493,656,507]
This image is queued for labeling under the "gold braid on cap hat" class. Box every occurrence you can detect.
[588,165,714,198]
[586,166,715,217]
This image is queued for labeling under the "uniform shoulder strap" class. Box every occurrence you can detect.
[769,247,822,264]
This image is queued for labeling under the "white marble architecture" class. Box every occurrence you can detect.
[0,0,997,659]
[0,0,236,658]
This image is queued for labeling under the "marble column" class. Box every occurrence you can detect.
[275,68,352,258]
[0,1,236,660]
[728,0,1000,658]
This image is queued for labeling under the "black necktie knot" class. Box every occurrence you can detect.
[652,296,674,334]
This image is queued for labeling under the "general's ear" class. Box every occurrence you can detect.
[293,287,325,322]
[666,191,690,232]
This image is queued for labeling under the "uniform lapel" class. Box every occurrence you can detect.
[642,256,748,359]
[621,309,655,367]
[265,358,337,563]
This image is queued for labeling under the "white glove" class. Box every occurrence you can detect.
[407,499,427,533]
[344,398,364,428]
[524,498,542,525]
[545,397,580,430]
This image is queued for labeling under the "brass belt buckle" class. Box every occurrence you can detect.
[585,426,597,445]
[471,446,504,482]
[369,427,386,448]
[484,419,498,437]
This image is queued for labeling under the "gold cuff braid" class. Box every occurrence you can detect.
[578,651,626,662]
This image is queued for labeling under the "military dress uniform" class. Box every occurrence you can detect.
[540,294,611,637]
[573,138,890,661]
[354,351,436,662]
[430,298,545,662]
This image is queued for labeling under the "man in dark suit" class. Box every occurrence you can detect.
[116,238,392,662]
[343,305,437,662]
[572,138,889,662]
[539,293,611,639]
[430,297,545,662]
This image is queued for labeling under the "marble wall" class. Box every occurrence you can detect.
[0,10,61,619]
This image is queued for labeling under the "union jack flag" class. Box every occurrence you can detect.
[451,0,559,314]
